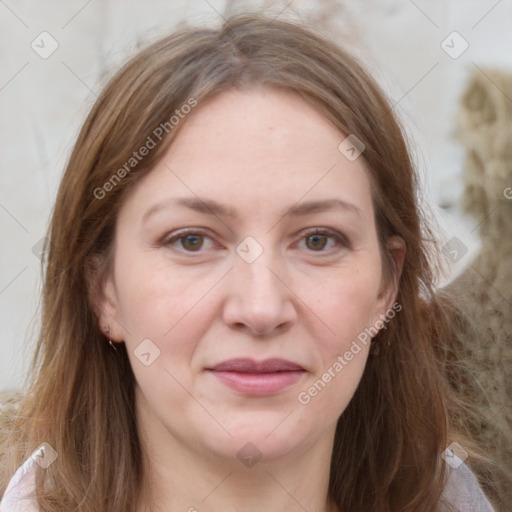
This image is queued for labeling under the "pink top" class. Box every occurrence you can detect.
[0,450,496,511]
[0,453,39,512]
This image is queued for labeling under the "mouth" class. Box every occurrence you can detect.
[205,358,307,396]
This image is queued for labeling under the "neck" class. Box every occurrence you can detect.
[138,460,339,512]
[135,403,339,512]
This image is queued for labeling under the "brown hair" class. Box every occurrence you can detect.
[0,12,492,512]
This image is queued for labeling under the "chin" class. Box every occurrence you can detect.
[200,414,312,464]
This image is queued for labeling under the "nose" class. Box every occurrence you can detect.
[222,248,297,337]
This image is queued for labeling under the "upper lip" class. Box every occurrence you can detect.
[207,358,305,373]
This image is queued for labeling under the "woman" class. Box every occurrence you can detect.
[0,12,497,512]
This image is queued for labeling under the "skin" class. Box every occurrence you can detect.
[95,87,405,512]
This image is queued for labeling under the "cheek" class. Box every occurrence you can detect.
[296,267,378,419]
[113,254,212,341]
[311,263,383,354]
[115,260,214,399]
[112,254,227,391]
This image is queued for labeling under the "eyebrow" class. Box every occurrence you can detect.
[142,196,363,223]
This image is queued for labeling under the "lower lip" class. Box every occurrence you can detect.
[208,370,306,396]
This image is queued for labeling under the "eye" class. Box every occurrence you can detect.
[162,229,216,252]
[297,229,349,253]
[161,227,350,255]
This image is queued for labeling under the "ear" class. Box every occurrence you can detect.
[85,254,124,342]
[375,235,406,316]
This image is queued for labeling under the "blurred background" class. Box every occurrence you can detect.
[1,0,512,391]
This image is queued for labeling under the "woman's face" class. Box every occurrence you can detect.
[97,87,400,465]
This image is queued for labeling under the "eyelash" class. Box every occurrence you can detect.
[160,228,351,255]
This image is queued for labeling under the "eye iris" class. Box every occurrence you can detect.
[182,234,203,251]
[306,233,327,250]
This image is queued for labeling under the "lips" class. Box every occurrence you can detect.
[208,358,305,373]
[206,358,306,396]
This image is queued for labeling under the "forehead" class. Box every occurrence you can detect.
[174,86,342,161]
[119,87,375,225]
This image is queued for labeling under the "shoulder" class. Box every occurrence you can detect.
[0,453,39,512]
[441,462,495,512]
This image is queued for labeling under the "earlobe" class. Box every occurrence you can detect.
[388,235,406,282]
[85,255,123,341]
[378,235,406,314]
[97,278,122,338]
